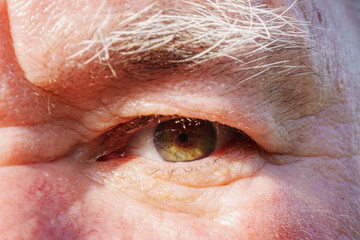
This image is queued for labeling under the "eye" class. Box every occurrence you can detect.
[126,118,236,162]
[87,115,265,188]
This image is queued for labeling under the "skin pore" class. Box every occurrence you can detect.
[0,0,359,239]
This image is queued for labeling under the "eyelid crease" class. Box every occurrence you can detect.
[102,115,154,144]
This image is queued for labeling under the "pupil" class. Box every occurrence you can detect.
[178,133,188,142]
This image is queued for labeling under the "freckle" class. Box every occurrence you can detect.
[326,63,331,75]
[317,10,322,23]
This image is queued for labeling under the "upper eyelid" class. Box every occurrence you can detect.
[94,115,180,160]
[9,0,323,149]
[95,115,241,162]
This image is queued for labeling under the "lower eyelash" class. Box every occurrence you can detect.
[95,114,243,165]
[144,157,220,177]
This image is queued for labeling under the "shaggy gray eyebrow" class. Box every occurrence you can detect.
[66,0,323,121]
[69,0,311,77]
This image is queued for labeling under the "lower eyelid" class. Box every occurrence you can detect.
[84,137,266,189]
[83,115,267,193]
[81,141,268,219]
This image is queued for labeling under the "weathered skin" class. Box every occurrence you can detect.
[0,0,359,239]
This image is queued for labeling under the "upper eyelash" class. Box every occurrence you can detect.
[95,115,245,166]
[96,115,177,161]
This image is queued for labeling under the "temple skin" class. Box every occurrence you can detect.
[0,0,359,239]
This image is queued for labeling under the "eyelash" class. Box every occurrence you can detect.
[95,115,175,161]
[93,115,247,173]
[146,158,220,177]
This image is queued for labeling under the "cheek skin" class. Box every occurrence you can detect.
[0,157,350,240]
[0,163,234,239]
[0,165,80,239]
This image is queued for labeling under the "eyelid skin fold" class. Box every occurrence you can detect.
[82,128,267,217]
[83,115,267,189]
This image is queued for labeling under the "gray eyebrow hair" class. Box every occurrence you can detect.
[69,0,311,80]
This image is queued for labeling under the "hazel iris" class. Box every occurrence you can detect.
[153,118,217,162]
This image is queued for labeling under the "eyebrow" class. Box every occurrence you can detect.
[71,1,309,70]
[66,0,326,121]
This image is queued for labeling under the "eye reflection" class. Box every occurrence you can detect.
[122,117,237,163]
[96,116,239,163]
[154,118,217,162]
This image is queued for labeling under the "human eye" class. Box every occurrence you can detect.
[82,115,266,211]
[4,0,360,238]
[109,116,238,163]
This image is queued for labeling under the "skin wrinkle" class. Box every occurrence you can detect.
[93,163,234,218]
[256,163,354,240]
[2,1,359,239]
[54,0,329,125]
[9,0,329,124]
[4,0,346,160]
[215,177,336,239]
